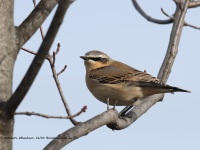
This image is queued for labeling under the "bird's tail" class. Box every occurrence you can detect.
[166,85,191,93]
[136,81,191,95]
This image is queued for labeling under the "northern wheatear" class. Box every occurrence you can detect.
[80,50,190,113]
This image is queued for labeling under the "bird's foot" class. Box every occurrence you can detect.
[107,98,110,110]
[119,98,137,116]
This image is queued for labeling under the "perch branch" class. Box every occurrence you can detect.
[44,109,118,150]
[108,0,191,130]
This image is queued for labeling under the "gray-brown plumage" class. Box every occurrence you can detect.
[80,50,190,106]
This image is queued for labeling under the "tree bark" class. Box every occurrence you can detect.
[0,0,61,149]
[0,0,15,149]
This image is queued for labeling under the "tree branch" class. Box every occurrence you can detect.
[33,0,45,40]
[131,0,173,24]
[44,0,191,149]
[6,0,72,117]
[157,0,190,82]
[108,0,190,130]
[46,46,78,125]
[44,109,119,150]
[16,0,59,49]
[161,8,200,30]
[21,44,77,125]
[15,106,87,119]
[14,1,195,150]
[189,1,200,8]
[184,21,200,30]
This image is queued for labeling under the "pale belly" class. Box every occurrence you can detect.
[86,79,143,106]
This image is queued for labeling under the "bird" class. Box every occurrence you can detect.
[80,50,190,114]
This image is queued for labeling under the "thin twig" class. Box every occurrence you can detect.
[21,47,37,55]
[55,43,60,55]
[15,106,87,119]
[32,0,45,39]
[184,22,200,30]
[46,55,78,124]
[161,7,200,30]
[16,112,70,119]
[131,0,173,24]
[57,65,67,76]
[21,1,75,124]
[161,8,175,19]
[32,0,36,7]
[69,105,87,119]
[21,45,78,125]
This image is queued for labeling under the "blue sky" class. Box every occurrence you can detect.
[13,0,200,149]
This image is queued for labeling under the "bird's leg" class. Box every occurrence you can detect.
[119,98,138,116]
[113,100,118,110]
[107,98,110,110]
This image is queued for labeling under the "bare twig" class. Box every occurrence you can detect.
[46,55,78,125]
[161,8,200,30]
[15,112,71,119]
[32,0,36,7]
[21,46,77,124]
[6,0,72,117]
[57,65,67,76]
[32,0,45,39]
[55,43,60,55]
[69,105,87,119]
[161,8,175,19]
[15,106,87,119]
[21,47,37,55]
[21,44,76,124]
[131,0,173,24]
[184,22,200,30]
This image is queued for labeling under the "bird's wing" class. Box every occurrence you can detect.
[89,66,160,84]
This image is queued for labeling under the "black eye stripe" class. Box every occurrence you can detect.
[89,57,102,61]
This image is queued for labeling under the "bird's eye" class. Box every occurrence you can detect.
[92,57,102,61]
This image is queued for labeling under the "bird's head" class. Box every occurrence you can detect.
[80,50,113,71]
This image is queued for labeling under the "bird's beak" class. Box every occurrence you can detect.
[80,56,88,60]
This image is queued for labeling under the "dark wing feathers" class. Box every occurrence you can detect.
[89,66,132,84]
[89,66,160,84]
[89,66,190,93]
